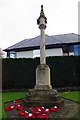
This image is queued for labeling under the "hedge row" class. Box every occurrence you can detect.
[2,56,80,89]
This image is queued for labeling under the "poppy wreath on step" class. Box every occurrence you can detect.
[5,100,59,119]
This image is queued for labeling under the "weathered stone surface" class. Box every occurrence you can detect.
[34,85,52,90]
[35,64,52,90]
[23,99,64,108]
[29,89,58,95]
[22,89,64,108]
[26,89,60,102]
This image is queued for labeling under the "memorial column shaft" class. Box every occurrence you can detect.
[40,28,46,64]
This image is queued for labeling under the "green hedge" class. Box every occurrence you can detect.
[2,56,80,89]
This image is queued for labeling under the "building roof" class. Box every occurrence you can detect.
[4,33,80,52]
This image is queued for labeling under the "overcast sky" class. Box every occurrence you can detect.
[0,0,79,49]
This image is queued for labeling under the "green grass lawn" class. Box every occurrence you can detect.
[1,91,80,119]
[60,91,80,103]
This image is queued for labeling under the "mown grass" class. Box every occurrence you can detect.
[60,91,80,103]
[1,91,80,119]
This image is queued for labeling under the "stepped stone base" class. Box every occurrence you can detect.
[23,99,64,108]
[23,89,64,108]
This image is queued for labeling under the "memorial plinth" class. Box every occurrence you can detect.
[23,5,64,108]
[35,64,52,90]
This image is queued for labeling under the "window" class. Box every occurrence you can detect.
[74,45,80,56]
[10,51,16,58]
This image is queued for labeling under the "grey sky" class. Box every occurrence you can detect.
[0,0,79,49]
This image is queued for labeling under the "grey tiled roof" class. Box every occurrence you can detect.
[4,33,80,51]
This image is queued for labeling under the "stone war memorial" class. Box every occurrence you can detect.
[4,5,79,119]
[23,5,64,108]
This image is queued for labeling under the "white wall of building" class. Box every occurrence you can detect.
[16,48,63,58]
[69,52,74,56]
[16,51,33,58]
[46,48,63,57]
[33,50,40,58]
[33,48,63,58]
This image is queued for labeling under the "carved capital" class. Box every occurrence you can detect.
[39,24,46,29]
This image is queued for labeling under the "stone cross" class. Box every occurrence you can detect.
[37,5,47,64]
[35,5,52,90]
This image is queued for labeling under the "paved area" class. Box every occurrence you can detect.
[4,98,80,119]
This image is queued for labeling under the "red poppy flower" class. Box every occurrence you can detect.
[4,105,14,111]
[28,107,34,113]
[14,100,22,103]
[41,106,46,111]
[24,113,36,118]
[35,111,42,116]
[17,110,27,116]
[50,106,59,112]
[35,106,45,112]
[43,108,50,114]
[15,104,23,110]
[35,106,42,110]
